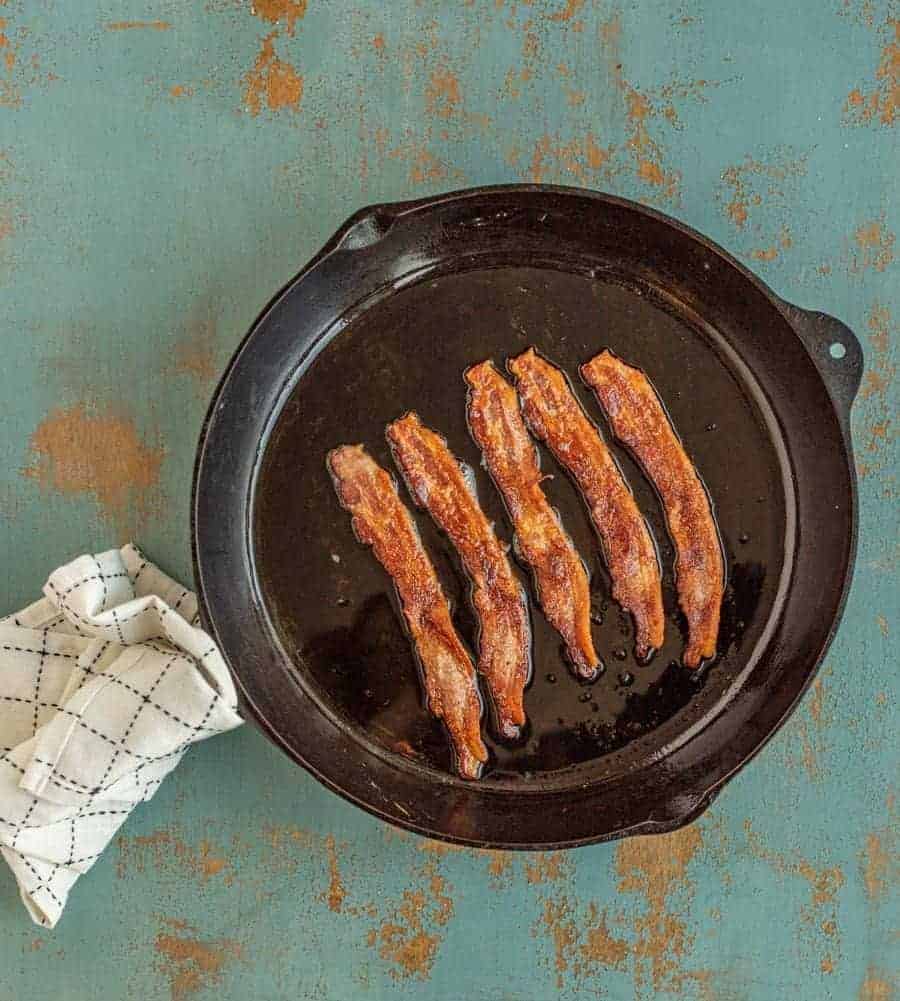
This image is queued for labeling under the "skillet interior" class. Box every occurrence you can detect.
[254,266,787,785]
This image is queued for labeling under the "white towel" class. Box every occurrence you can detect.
[0,544,242,928]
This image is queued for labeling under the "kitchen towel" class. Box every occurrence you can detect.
[0,543,242,928]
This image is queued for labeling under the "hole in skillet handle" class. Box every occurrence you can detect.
[333,206,398,251]
[775,300,863,433]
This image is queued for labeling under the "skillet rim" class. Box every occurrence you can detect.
[191,183,860,848]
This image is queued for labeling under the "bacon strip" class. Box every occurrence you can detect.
[465,361,599,679]
[327,445,487,778]
[508,348,665,660]
[581,351,724,666]
[386,413,531,739]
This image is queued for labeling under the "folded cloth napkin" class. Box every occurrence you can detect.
[0,544,242,928]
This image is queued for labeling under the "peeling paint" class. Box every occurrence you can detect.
[744,821,845,972]
[843,18,898,127]
[615,824,703,993]
[547,0,584,22]
[859,794,898,903]
[367,860,455,981]
[242,32,303,116]
[484,849,513,887]
[858,968,897,1001]
[425,67,461,119]
[170,308,220,394]
[851,219,895,273]
[719,153,807,255]
[250,0,307,36]
[117,831,231,884]
[857,304,897,483]
[388,135,461,186]
[154,922,245,1000]
[581,904,629,970]
[106,20,171,31]
[524,851,568,884]
[1,5,56,108]
[23,403,164,533]
[324,834,346,913]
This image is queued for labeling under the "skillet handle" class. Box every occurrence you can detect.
[776,301,863,430]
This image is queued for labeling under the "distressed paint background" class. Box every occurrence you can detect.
[1,0,897,998]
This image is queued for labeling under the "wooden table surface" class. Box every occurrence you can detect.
[1,2,897,999]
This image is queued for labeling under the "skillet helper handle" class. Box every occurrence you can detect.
[777,301,863,431]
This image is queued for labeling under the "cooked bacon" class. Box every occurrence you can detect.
[508,348,665,660]
[386,413,531,739]
[465,361,599,679]
[327,445,487,778]
[581,350,724,667]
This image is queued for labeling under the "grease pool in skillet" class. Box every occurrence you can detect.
[253,267,786,781]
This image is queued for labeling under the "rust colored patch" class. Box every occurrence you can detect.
[117,831,230,883]
[615,824,703,992]
[242,32,303,116]
[324,834,346,913]
[851,219,895,272]
[372,33,385,52]
[425,67,461,119]
[548,0,584,22]
[529,132,615,183]
[843,18,898,127]
[751,246,779,262]
[859,968,896,1001]
[619,79,681,201]
[859,795,898,903]
[744,821,845,970]
[637,159,665,185]
[719,153,807,244]
[538,896,578,987]
[727,198,748,227]
[170,309,219,393]
[429,872,453,926]
[388,137,457,186]
[793,675,832,781]
[418,839,464,856]
[484,850,513,887]
[533,896,629,989]
[585,133,610,169]
[581,905,629,969]
[524,852,567,884]
[857,304,897,483]
[23,404,164,533]
[106,20,171,30]
[566,87,585,106]
[250,0,307,35]
[154,926,244,1000]
[0,7,53,108]
[366,859,455,981]
[169,84,193,98]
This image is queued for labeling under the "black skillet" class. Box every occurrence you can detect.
[192,185,861,848]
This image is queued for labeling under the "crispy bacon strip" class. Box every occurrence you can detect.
[386,413,531,739]
[327,445,487,778]
[508,348,665,660]
[581,351,724,666]
[465,361,599,679]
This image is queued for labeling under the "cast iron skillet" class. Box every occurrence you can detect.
[192,185,860,849]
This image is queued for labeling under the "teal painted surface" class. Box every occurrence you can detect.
[1,1,897,998]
